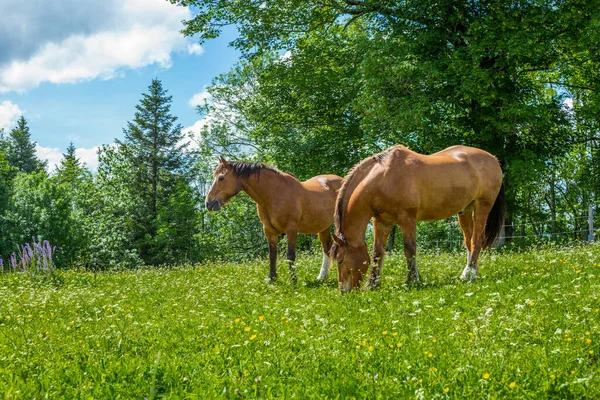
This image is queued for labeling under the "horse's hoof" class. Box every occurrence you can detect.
[460,266,478,281]
[266,276,277,284]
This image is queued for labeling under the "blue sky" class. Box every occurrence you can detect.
[0,0,240,169]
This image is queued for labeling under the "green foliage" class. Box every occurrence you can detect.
[0,150,17,254]
[2,171,83,267]
[1,246,599,397]
[153,177,198,264]
[80,144,145,270]
[196,193,266,262]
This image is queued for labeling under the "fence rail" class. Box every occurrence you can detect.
[410,205,597,251]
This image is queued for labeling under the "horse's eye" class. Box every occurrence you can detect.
[218,176,225,181]
[338,259,344,264]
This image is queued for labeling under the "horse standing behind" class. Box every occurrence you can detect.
[331,145,505,293]
[206,156,343,283]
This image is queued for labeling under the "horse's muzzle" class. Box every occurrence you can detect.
[205,199,222,211]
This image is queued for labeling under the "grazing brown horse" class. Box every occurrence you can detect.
[206,156,343,283]
[331,145,505,293]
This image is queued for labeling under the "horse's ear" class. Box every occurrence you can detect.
[218,155,228,166]
[332,233,344,246]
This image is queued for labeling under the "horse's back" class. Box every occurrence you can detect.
[426,145,501,182]
[377,145,502,221]
[301,174,343,196]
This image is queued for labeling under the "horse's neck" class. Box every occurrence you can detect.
[337,158,379,245]
[240,169,289,208]
[343,189,375,245]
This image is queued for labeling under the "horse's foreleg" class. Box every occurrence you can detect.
[265,229,279,283]
[399,216,419,283]
[461,201,492,281]
[317,229,333,281]
[286,229,298,284]
[366,219,391,289]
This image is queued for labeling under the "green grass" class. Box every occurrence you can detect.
[1,245,600,399]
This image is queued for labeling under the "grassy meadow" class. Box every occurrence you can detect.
[1,245,599,399]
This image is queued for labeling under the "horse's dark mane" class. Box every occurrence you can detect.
[221,161,297,180]
[229,161,276,178]
[334,146,400,242]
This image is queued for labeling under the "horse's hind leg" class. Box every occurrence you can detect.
[286,229,298,284]
[366,218,392,289]
[461,200,492,281]
[399,213,420,283]
[458,208,474,279]
[316,229,333,280]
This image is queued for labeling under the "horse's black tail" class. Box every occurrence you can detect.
[483,182,506,249]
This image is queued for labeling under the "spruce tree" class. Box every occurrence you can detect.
[56,142,83,186]
[117,79,194,263]
[7,116,45,173]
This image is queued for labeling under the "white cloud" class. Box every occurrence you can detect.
[180,119,210,150]
[0,0,194,93]
[187,43,205,56]
[183,118,210,137]
[36,144,100,172]
[75,146,101,171]
[189,88,211,107]
[0,101,23,130]
[35,144,63,172]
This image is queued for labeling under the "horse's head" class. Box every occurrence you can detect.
[331,234,369,293]
[205,156,242,211]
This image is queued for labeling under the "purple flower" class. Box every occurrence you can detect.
[7,238,56,275]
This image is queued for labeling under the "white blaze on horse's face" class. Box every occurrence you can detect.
[334,242,369,293]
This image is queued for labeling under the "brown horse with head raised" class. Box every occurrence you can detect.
[331,145,505,293]
[206,156,343,283]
